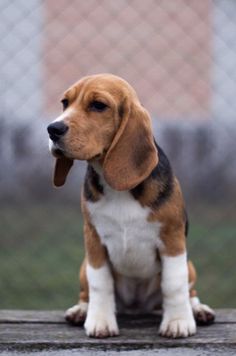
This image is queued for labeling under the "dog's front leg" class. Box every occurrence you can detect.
[85,261,119,338]
[159,252,196,338]
[82,203,119,338]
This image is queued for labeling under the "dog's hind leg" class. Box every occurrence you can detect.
[65,258,88,325]
[188,260,215,325]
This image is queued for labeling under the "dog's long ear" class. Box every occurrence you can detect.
[103,98,158,191]
[53,157,74,187]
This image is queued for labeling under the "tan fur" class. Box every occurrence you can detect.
[134,179,160,207]
[148,178,186,256]
[103,98,158,190]
[49,74,209,324]
[188,260,198,298]
[52,74,157,190]
[79,258,89,303]
[52,73,187,275]
[60,75,133,161]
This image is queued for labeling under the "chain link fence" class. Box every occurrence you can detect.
[0,0,235,310]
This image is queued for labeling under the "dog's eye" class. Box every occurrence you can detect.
[89,101,108,112]
[61,98,69,110]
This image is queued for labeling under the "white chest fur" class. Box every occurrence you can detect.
[87,184,163,279]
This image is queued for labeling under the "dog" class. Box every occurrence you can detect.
[47,73,215,338]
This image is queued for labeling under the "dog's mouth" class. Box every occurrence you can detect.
[49,139,105,161]
[49,138,67,158]
[52,148,65,158]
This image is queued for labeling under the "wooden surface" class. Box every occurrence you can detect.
[0,310,236,354]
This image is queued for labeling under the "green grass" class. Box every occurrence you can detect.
[0,204,84,309]
[187,219,236,308]
[0,203,235,309]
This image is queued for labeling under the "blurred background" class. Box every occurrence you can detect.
[0,0,235,310]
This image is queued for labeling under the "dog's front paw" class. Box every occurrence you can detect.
[159,313,196,338]
[85,312,119,338]
[65,302,88,325]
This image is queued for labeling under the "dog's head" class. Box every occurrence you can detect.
[47,74,158,190]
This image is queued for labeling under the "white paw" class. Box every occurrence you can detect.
[65,303,88,325]
[159,313,196,338]
[192,301,215,325]
[85,311,119,338]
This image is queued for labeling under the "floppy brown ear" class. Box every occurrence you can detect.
[103,99,158,191]
[53,157,74,187]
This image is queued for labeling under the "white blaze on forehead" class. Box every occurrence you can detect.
[52,107,76,123]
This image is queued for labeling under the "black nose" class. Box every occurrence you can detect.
[47,122,68,142]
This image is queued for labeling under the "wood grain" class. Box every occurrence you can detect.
[0,310,235,352]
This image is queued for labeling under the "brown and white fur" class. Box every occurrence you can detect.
[47,74,215,338]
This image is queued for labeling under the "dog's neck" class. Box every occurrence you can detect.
[89,159,103,177]
[88,160,114,195]
[85,144,174,209]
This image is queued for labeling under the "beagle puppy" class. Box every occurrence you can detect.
[47,74,215,338]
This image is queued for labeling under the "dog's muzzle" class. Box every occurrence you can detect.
[47,121,68,142]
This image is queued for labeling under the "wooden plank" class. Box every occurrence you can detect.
[0,310,236,352]
[0,310,65,324]
[0,309,236,324]
[1,323,236,350]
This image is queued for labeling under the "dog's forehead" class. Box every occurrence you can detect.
[63,74,137,101]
